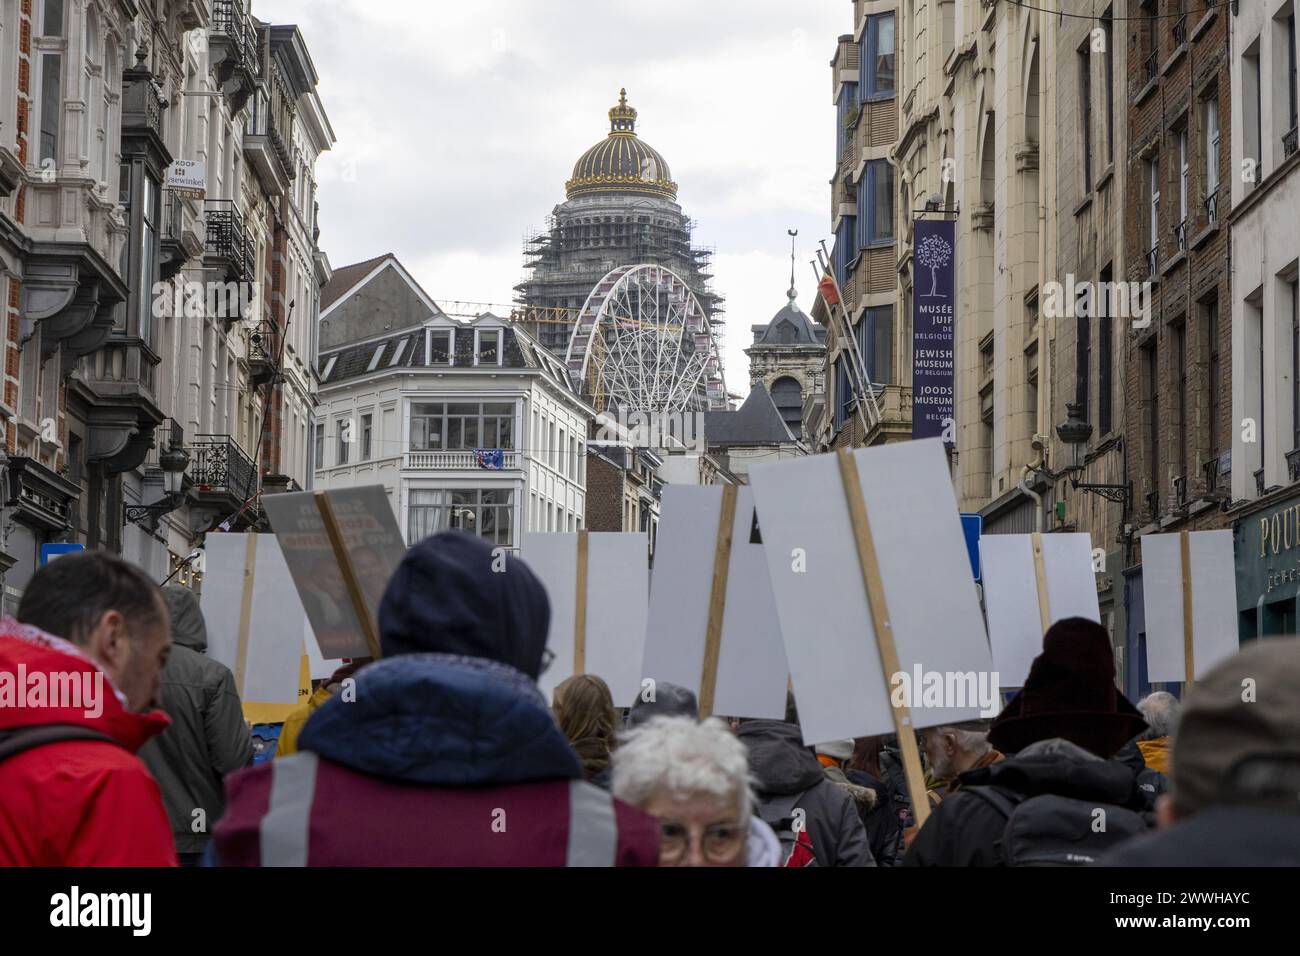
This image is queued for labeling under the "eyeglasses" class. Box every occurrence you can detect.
[657,820,747,866]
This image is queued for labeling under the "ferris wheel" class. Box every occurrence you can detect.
[564,263,727,413]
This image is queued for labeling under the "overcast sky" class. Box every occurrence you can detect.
[261,0,845,397]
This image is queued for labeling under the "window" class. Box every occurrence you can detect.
[408,489,514,547]
[833,356,852,433]
[857,305,893,385]
[409,402,514,450]
[361,414,373,460]
[858,160,894,246]
[137,174,158,344]
[1078,44,1092,191]
[1203,95,1220,206]
[834,215,858,287]
[1077,294,1090,416]
[862,13,895,99]
[314,422,324,470]
[1244,45,1263,183]
[428,329,453,365]
[1102,11,1114,164]
[389,338,408,366]
[770,377,803,436]
[337,419,350,466]
[836,82,858,156]
[1292,281,1300,454]
[1147,157,1161,259]
[1098,266,1114,435]
[1206,299,1222,458]
[1288,15,1298,138]
[1143,343,1159,504]
[1174,320,1187,483]
[36,2,63,166]
[1177,128,1189,232]
[559,426,567,478]
[367,344,385,372]
[476,328,501,365]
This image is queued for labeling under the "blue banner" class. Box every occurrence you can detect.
[912,217,955,442]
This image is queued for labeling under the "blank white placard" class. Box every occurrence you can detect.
[749,439,995,744]
[202,533,309,705]
[522,532,649,707]
[1142,530,1239,682]
[981,533,1100,688]
[642,486,788,720]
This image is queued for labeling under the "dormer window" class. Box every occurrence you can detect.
[475,328,501,366]
[428,328,453,365]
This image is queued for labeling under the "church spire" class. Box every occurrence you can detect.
[787,229,799,307]
[608,87,637,134]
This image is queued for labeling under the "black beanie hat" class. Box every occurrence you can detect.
[378,530,551,679]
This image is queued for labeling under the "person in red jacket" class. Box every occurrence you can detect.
[0,552,176,866]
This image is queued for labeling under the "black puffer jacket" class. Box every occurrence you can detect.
[1099,807,1300,866]
[138,587,253,854]
[903,737,1149,866]
[736,720,874,867]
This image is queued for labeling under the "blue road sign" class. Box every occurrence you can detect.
[960,514,982,582]
[40,543,85,566]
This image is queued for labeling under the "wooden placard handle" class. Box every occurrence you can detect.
[574,530,589,673]
[1031,532,1051,636]
[234,533,258,693]
[1180,531,1195,686]
[698,485,737,720]
[836,449,931,828]
[314,491,383,660]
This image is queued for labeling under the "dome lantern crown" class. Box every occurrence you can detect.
[609,87,637,133]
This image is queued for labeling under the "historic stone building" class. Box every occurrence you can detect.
[819,1,904,453]
[745,268,825,443]
[515,89,721,358]
[0,0,331,605]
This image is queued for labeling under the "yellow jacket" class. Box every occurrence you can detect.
[275,684,335,757]
[1137,737,1170,774]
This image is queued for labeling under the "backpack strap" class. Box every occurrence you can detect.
[961,784,1026,821]
[0,724,120,765]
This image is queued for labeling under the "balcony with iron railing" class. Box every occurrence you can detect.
[1255,467,1266,497]
[1202,456,1219,496]
[1205,187,1219,225]
[1285,125,1299,160]
[244,90,295,196]
[203,199,255,282]
[1144,50,1158,84]
[403,449,522,471]
[246,319,280,386]
[1171,14,1188,48]
[1288,448,1300,483]
[189,434,257,505]
[210,0,258,113]
[160,190,204,279]
[1173,218,1187,254]
[1145,490,1160,522]
[1173,473,1187,507]
[1147,243,1159,276]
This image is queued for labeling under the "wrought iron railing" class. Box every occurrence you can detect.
[163,189,185,241]
[1255,467,1266,497]
[1144,50,1158,84]
[1205,187,1219,224]
[203,199,255,280]
[1288,448,1300,483]
[1171,14,1187,47]
[1145,489,1160,520]
[1285,126,1299,160]
[189,434,257,500]
[1147,244,1158,276]
[1203,457,1219,495]
[1174,218,1187,253]
[144,418,185,470]
[212,0,256,65]
[247,319,276,364]
[1173,473,1187,505]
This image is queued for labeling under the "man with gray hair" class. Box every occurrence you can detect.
[922,721,1003,796]
[1135,690,1180,775]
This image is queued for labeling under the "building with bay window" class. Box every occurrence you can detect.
[315,254,593,549]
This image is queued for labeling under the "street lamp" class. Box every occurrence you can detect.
[125,431,191,529]
[1048,402,1131,505]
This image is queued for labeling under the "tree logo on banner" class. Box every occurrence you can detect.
[917,234,952,297]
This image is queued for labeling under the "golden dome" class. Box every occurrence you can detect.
[565,89,678,201]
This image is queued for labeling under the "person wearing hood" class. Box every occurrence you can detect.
[904,618,1151,866]
[275,659,369,758]
[209,531,659,866]
[138,586,253,864]
[1101,638,1300,866]
[0,552,176,866]
[736,719,875,866]
[627,679,698,728]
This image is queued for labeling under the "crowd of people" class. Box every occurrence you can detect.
[0,530,1296,866]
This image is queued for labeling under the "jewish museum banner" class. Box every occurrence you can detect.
[912,217,955,442]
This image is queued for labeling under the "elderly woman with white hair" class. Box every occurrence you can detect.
[611,715,781,867]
